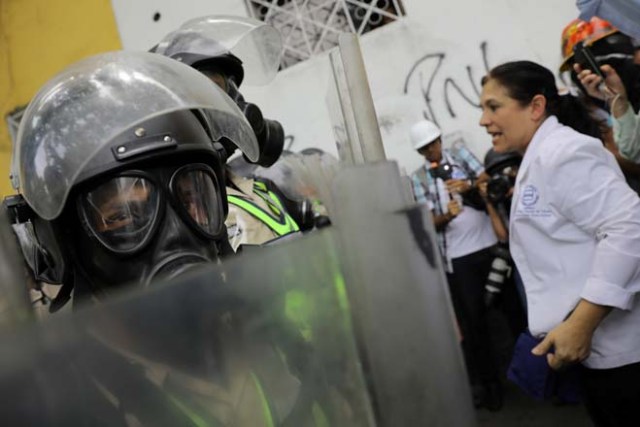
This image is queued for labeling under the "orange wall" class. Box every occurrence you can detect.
[0,0,122,196]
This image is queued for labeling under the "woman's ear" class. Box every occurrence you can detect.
[530,94,547,121]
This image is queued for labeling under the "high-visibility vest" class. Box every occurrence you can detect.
[227,181,299,237]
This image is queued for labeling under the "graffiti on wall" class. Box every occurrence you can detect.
[402,41,492,128]
[284,134,296,151]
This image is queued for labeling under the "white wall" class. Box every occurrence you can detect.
[112,0,580,174]
[110,0,248,50]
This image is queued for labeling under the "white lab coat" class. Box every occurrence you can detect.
[510,116,640,369]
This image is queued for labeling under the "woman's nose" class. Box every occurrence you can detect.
[479,110,490,127]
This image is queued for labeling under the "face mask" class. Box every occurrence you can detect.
[70,163,225,292]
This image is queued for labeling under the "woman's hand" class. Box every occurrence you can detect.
[531,318,593,370]
[531,299,612,370]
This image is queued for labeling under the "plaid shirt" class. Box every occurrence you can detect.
[411,145,484,272]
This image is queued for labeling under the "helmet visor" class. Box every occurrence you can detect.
[80,176,161,253]
[172,15,283,85]
[15,51,259,220]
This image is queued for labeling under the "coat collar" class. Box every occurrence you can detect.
[516,116,562,186]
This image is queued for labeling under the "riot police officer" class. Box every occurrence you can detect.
[153,16,315,250]
[10,50,258,307]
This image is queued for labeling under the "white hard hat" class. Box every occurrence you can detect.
[410,120,442,150]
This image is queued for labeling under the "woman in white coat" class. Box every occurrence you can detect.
[479,60,640,426]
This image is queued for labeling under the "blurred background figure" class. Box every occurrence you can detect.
[225,148,337,250]
[559,16,640,192]
[252,149,337,223]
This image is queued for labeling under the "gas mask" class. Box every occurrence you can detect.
[69,160,226,293]
[223,79,284,167]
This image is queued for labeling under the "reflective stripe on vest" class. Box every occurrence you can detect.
[227,184,299,236]
[166,373,275,427]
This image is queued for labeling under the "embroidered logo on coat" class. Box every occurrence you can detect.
[521,185,539,207]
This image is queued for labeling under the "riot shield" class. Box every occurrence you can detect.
[0,228,374,426]
[0,160,474,426]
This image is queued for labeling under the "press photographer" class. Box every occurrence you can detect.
[478,149,527,333]
[410,120,503,410]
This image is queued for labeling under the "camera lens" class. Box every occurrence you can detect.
[487,176,511,204]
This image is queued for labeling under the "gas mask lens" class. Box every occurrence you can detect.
[81,177,160,252]
[79,164,224,253]
[171,166,223,237]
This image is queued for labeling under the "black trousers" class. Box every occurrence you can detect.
[582,361,640,427]
[447,246,499,384]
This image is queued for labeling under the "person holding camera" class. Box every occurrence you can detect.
[478,149,528,333]
[576,61,640,163]
[560,17,640,190]
[410,120,502,411]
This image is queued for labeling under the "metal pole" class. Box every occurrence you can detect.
[329,49,360,164]
[337,33,386,163]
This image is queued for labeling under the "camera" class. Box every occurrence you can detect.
[486,175,514,204]
[573,41,606,82]
[484,244,512,307]
[428,162,454,181]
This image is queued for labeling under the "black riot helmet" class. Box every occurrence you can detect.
[153,15,286,167]
[149,35,245,86]
[11,51,258,307]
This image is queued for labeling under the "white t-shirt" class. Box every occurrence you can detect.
[427,156,497,260]
[446,203,497,259]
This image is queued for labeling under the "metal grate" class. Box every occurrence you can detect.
[245,0,405,68]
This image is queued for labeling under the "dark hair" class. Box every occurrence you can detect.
[482,61,604,139]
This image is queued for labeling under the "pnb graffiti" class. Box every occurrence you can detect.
[403,42,492,128]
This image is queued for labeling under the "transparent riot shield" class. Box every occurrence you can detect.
[0,229,377,426]
[0,161,475,426]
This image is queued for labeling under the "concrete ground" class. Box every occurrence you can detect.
[476,381,592,427]
[475,307,593,426]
